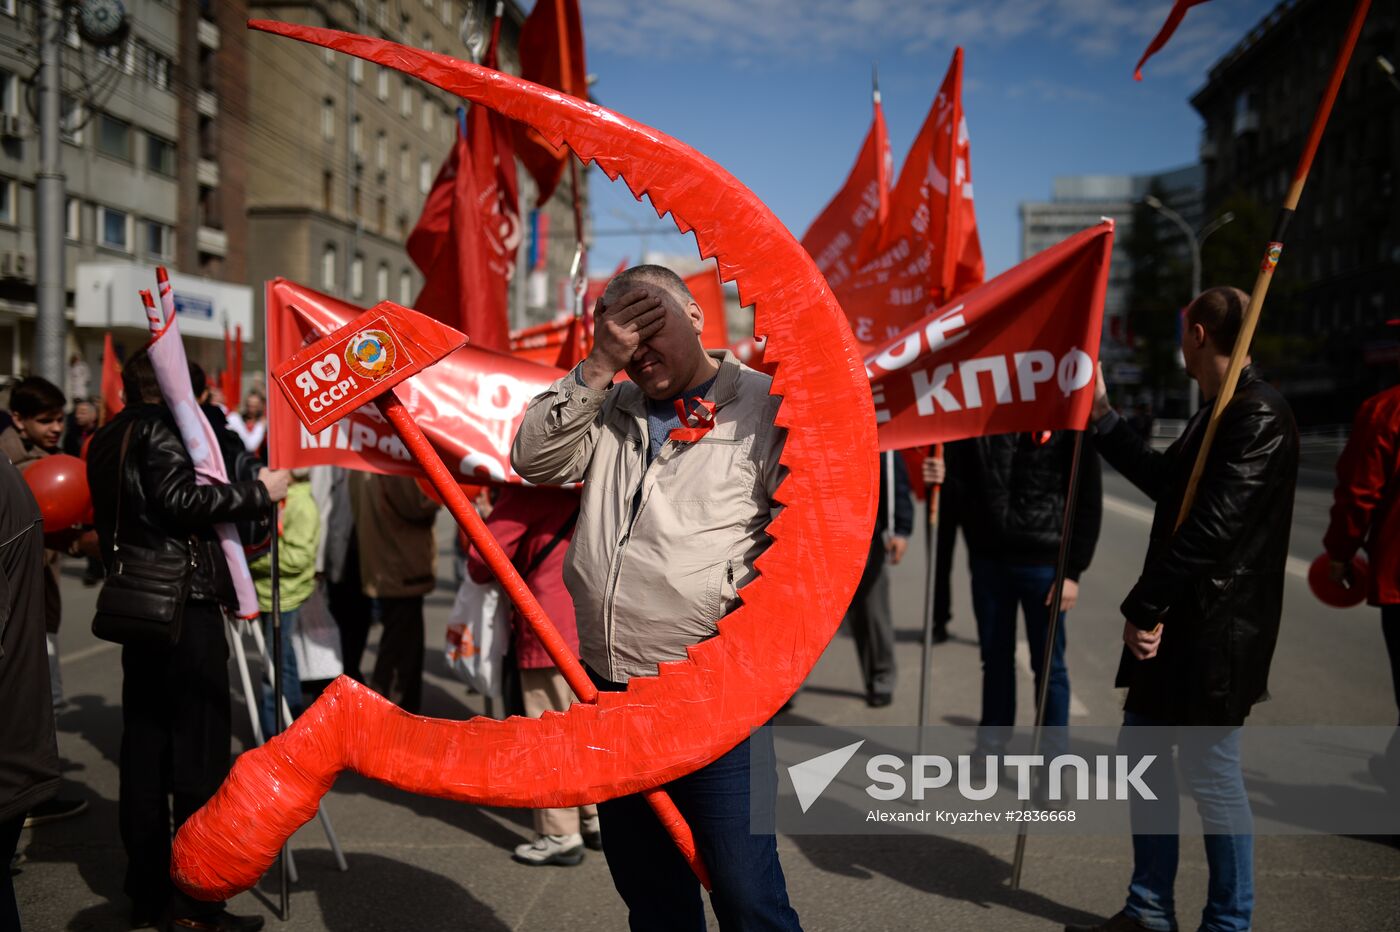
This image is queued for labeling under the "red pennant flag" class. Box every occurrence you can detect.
[265,278,561,485]
[800,87,892,297]
[868,221,1113,449]
[101,333,124,424]
[684,266,730,350]
[407,11,518,355]
[839,48,984,351]
[515,0,587,206]
[1135,0,1211,81]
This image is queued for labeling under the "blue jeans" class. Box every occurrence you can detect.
[1119,712,1254,932]
[969,558,1070,758]
[589,669,801,932]
[259,607,303,741]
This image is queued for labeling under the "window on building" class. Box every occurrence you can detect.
[441,1,452,26]
[375,130,387,170]
[400,269,413,304]
[377,66,389,101]
[400,79,412,118]
[139,41,173,91]
[422,33,433,53]
[399,144,410,182]
[350,58,363,84]
[419,156,432,194]
[351,184,361,218]
[377,195,387,233]
[322,244,338,289]
[0,178,14,224]
[198,115,217,159]
[146,134,176,177]
[322,170,333,213]
[99,206,131,251]
[322,98,335,141]
[376,261,389,301]
[198,185,221,229]
[0,1,15,17]
[144,220,173,258]
[351,114,363,156]
[0,69,16,115]
[377,0,388,30]
[64,197,80,240]
[97,113,132,161]
[421,94,434,131]
[351,253,365,297]
[324,47,335,67]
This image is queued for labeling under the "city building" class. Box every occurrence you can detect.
[0,0,251,390]
[1019,164,1202,382]
[1192,0,1400,422]
[244,0,588,371]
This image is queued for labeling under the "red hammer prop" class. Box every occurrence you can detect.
[272,301,711,888]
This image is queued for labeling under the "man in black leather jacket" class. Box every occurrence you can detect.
[87,350,288,932]
[1069,286,1299,932]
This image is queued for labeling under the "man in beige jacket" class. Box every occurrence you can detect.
[511,265,800,931]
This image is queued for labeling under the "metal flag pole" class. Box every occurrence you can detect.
[916,443,944,756]
[270,502,289,921]
[1173,0,1371,531]
[1010,430,1086,890]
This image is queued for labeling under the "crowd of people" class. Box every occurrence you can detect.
[0,270,1396,932]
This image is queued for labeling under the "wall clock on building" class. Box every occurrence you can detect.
[77,0,130,47]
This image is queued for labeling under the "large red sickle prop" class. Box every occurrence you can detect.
[273,303,710,886]
[172,21,876,903]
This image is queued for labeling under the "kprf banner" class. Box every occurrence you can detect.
[266,278,563,485]
[869,222,1112,450]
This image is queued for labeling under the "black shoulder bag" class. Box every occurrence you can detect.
[91,423,197,647]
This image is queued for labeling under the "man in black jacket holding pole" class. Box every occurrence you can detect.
[1071,286,1299,932]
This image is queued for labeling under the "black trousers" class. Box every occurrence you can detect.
[846,537,896,697]
[1,814,22,931]
[119,600,230,920]
[329,534,373,684]
[369,596,425,714]
[932,497,959,627]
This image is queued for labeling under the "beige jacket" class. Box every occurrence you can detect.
[511,350,786,682]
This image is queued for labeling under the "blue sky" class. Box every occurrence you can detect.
[575,0,1279,280]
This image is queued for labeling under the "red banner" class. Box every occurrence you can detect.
[266,278,563,484]
[101,333,124,424]
[800,91,891,297]
[685,266,730,350]
[840,48,984,351]
[1135,0,1210,80]
[515,0,586,205]
[869,222,1112,449]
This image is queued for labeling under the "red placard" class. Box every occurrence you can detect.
[272,301,467,434]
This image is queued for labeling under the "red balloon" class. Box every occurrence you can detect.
[1308,553,1369,608]
[23,454,92,533]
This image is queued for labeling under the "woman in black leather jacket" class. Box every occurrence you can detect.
[86,350,286,931]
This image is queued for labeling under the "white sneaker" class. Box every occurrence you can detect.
[512,833,585,866]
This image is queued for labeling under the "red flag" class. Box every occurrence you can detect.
[684,266,730,350]
[1135,0,1210,81]
[839,48,984,351]
[868,221,1113,449]
[101,333,123,424]
[406,12,518,352]
[515,0,587,205]
[265,278,561,484]
[800,86,892,297]
[552,314,588,370]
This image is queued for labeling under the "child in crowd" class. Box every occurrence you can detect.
[249,468,320,740]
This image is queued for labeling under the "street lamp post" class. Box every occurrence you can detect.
[1143,195,1235,414]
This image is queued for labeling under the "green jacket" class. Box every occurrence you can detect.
[251,481,319,613]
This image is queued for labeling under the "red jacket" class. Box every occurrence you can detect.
[1324,385,1400,605]
[466,485,581,669]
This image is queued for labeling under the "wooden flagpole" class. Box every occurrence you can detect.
[1174,0,1371,529]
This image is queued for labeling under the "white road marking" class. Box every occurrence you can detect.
[62,641,118,664]
[1103,494,1308,580]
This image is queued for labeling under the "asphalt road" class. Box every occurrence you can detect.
[13,462,1400,931]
